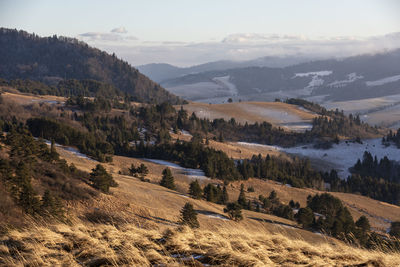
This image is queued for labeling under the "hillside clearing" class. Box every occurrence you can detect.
[178,101,317,132]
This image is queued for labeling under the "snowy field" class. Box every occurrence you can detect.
[323,94,400,114]
[42,140,96,161]
[366,74,400,87]
[212,75,238,96]
[328,73,363,88]
[168,75,238,102]
[293,70,332,95]
[323,94,400,128]
[142,158,210,180]
[237,139,400,179]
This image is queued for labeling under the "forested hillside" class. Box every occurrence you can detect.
[0,28,182,104]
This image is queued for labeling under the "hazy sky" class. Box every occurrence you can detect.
[1,0,400,66]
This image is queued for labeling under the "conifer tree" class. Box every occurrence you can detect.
[237,183,247,207]
[224,202,243,221]
[189,180,202,199]
[180,202,199,228]
[41,189,64,219]
[18,183,40,215]
[50,139,59,161]
[90,164,118,193]
[296,207,314,228]
[160,167,176,190]
[221,185,229,204]
[389,221,400,238]
[355,215,370,232]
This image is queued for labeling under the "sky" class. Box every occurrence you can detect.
[1,0,400,66]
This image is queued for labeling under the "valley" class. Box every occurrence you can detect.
[1,25,400,267]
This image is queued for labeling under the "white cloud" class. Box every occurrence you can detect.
[79,32,123,41]
[78,28,138,43]
[111,27,127,34]
[82,32,400,67]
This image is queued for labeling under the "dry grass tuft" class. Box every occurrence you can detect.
[0,222,399,266]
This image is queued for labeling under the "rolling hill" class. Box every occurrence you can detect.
[161,49,400,105]
[137,55,314,83]
[0,28,182,104]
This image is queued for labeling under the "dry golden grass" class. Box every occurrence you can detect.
[178,101,317,128]
[1,133,399,265]
[55,144,400,235]
[228,178,400,234]
[1,221,399,267]
[1,91,66,105]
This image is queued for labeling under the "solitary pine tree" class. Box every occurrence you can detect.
[160,168,176,190]
[221,186,229,204]
[189,180,202,199]
[180,202,199,228]
[224,202,243,221]
[238,183,247,207]
[90,164,118,193]
[138,164,149,176]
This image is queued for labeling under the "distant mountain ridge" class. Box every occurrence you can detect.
[159,49,400,104]
[137,55,315,83]
[0,28,182,104]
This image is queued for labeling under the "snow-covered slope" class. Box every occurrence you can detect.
[237,139,400,179]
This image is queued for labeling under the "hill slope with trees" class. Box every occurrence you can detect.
[0,28,182,104]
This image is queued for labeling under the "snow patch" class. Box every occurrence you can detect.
[205,214,229,220]
[293,71,332,95]
[366,74,400,86]
[142,158,210,180]
[294,71,333,77]
[41,139,96,161]
[236,142,282,151]
[212,75,238,96]
[328,73,363,88]
[236,139,400,179]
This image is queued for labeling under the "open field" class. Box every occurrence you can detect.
[323,94,400,128]
[1,143,399,266]
[178,101,317,132]
[1,91,66,105]
[55,143,400,235]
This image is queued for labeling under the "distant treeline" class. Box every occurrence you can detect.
[286,98,379,139]
[323,152,400,205]
[383,129,400,148]
[0,78,126,99]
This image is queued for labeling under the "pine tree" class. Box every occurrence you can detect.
[189,180,202,199]
[221,186,229,204]
[90,164,118,193]
[355,215,370,232]
[224,202,243,221]
[41,190,64,219]
[296,207,314,228]
[18,183,40,215]
[50,139,59,161]
[237,183,247,207]
[138,164,149,176]
[180,202,199,228]
[389,221,400,238]
[160,168,176,190]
